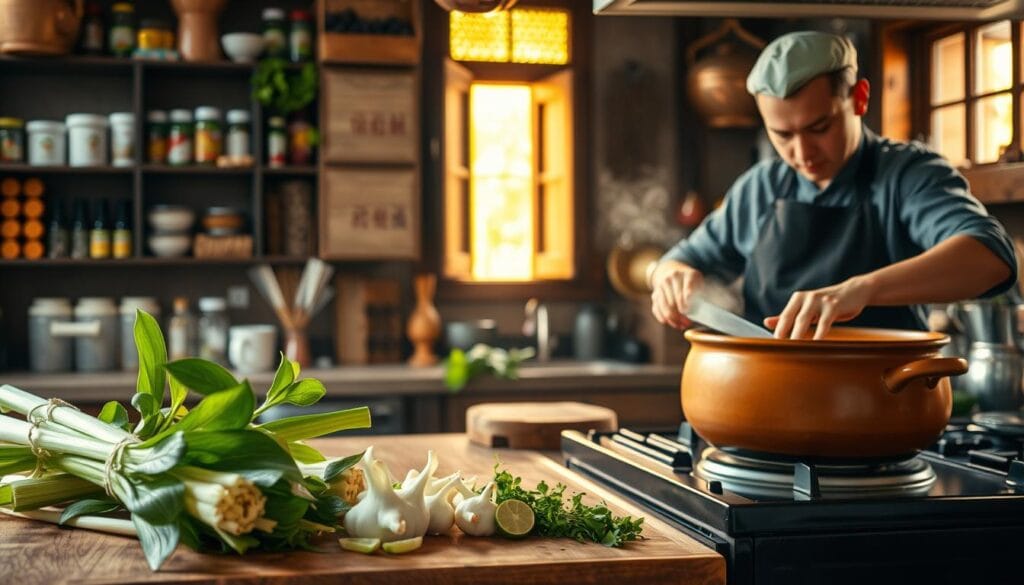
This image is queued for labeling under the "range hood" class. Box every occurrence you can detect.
[593,0,1024,20]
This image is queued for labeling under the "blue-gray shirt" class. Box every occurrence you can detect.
[663,127,1017,306]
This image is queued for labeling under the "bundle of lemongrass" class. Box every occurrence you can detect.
[0,310,371,570]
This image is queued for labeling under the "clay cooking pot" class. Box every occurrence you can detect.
[682,327,968,459]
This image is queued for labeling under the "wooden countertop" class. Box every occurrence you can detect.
[1,362,682,403]
[0,433,723,585]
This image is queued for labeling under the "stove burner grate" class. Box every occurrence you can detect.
[694,447,937,499]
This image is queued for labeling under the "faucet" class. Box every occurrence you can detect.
[523,298,551,362]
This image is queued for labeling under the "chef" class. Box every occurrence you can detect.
[651,30,1017,339]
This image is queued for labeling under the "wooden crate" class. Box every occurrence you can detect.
[192,234,253,259]
[318,0,421,65]
[322,68,418,164]
[320,166,419,260]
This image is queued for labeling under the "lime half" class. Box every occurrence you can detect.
[495,499,535,539]
[382,536,423,554]
[339,537,381,554]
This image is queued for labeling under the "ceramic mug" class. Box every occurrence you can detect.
[228,324,276,374]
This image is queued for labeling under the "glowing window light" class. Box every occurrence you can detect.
[450,11,509,62]
[469,84,534,281]
[450,8,569,65]
[511,9,568,65]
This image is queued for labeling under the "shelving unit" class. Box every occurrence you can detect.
[0,32,317,262]
[0,0,325,373]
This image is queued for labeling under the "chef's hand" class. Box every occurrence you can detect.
[764,276,874,340]
[650,260,704,330]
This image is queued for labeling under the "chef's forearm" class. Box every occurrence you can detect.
[857,234,1013,305]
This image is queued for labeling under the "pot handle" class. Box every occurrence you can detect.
[883,357,968,394]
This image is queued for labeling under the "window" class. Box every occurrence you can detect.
[928,20,1020,166]
[443,6,575,283]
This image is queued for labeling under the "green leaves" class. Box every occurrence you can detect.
[257,407,371,442]
[443,345,535,392]
[133,514,181,571]
[252,59,318,115]
[126,433,187,475]
[288,442,325,464]
[254,355,324,418]
[323,451,363,483]
[174,382,255,433]
[98,401,130,431]
[183,430,301,486]
[493,465,644,547]
[134,309,168,407]
[164,359,239,396]
[59,498,121,524]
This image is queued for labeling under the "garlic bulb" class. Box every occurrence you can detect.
[424,472,466,535]
[343,447,435,542]
[454,481,497,536]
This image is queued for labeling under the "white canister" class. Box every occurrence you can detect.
[74,297,119,372]
[66,113,108,167]
[109,112,135,167]
[119,297,161,371]
[26,120,66,166]
[28,297,73,372]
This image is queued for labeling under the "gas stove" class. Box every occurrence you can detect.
[562,420,1024,585]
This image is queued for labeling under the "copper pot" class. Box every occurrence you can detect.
[0,0,82,56]
[686,19,764,129]
[681,327,968,459]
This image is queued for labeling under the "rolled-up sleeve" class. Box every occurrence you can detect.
[897,153,1017,297]
[661,174,755,283]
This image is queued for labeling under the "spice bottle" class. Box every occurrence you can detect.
[70,198,89,259]
[80,1,105,55]
[89,199,111,259]
[289,9,313,62]
[288,112,312,166]
[147,110,168,164]
[167,109,193,167]
[47,200,69,259]
[168,297,199,361]
[198,296,230,366]
[112,199,132,259]
[267,116,287,168]
[109,3,136,57]
[193,107,222,166]
[225,109,251,159]
[109,112,135,167]
[262,8,287,58]
[0,118,25,163]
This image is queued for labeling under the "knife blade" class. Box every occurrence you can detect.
[686,294,773,338]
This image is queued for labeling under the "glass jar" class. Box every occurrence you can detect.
[147,110,168,164]
[108,112,135,167]
[289,9,313,63]
[267,116,287,168]
[198,296,230,366]
[225,109,251,159]
[137,19,170,51]
[194,106,222,165]
[288,114,312,166]
[168,297,198,361]
[0,118,25,162]
[167,109,193,167]
[108,2,136,57]
[262,8,287,59]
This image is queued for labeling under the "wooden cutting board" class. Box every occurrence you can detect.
[0,434,724,585]
[466,401,618,449]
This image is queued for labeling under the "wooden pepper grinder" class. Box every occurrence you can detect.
[407,273,441,367]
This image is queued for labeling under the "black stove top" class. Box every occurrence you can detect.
[562,421,1024,584]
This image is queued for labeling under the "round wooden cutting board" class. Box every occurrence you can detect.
[466,401,618,450]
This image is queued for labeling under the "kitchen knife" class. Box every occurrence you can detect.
[685,294,773,338]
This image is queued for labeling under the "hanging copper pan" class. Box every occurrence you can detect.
[681,327,968,459]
